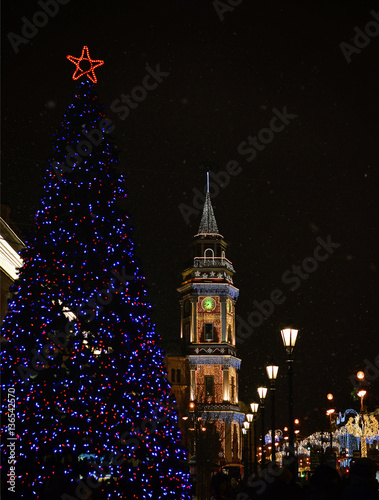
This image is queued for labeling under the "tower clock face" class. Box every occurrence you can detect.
[202,297,216,312]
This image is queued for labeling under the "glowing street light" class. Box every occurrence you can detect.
[266,359,279,462]
[326,408,335,451]
[357,390,367,413]
[257,387,268,464]
[281,328,298,354]
[281,327,299,477]
[250,402,259,473]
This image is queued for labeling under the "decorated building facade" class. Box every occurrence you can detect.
[166,180,244,466]
[0,205,24,324]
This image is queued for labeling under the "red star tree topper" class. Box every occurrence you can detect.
[67,45,104,83]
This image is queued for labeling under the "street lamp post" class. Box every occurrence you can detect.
[280,327,299,478]
[294,418,300,456]
[242,422,247,470]
[266,360,279,463]
[357,389,367,413]
[257,387,268,465]
[347,369,379,459]
[243,421,250,475]
[246,413,254,476]
[250,403,259,474]
[242,426,249,477]
[357,388,367,457]
[187,401,208,500]
[326,409,335,452]
[326,392,335,454]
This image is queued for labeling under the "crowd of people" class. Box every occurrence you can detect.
[209,458,378,499]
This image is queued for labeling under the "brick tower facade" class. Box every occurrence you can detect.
[166,175,244,467]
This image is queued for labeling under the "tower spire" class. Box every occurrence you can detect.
[197,171,219,235]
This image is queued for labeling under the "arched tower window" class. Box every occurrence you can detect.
[204,248,214,259]
[228,325,232,343]
[171,368,176,383]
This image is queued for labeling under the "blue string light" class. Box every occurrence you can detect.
[1,80,192,499]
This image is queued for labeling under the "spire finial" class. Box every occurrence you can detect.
[197,171,220,235]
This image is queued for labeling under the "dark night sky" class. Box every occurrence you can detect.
[2,0,379,434]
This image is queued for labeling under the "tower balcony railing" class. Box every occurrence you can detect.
[193,257,235,273]
[195,401,241,413]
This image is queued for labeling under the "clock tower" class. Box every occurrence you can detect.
[174,174,244,466]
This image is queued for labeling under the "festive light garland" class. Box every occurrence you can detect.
[346,414,379,458]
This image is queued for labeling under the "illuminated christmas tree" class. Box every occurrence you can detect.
[1,47,191,500]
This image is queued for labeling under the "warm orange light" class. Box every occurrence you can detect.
[357,390,367,398]
[326,409,335,416]
[284,426,288,431]
[250,402,259,414]
[257,387,268,400]
[281,328,298,349]
[294,419,300,425]
[189,402,195,411]
[327,393,334,400]
[357,371,365,380]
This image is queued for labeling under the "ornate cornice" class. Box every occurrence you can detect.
[188,354,241,369]
[191,283,239,299]
[178,281,240,297]
[199,409,245,424]
[193,257,235,273]
[193,270,234,284]
[187,344,237,357]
